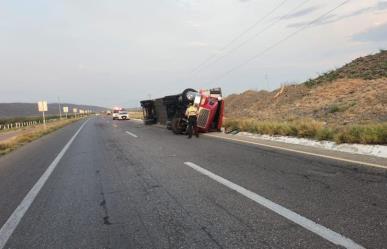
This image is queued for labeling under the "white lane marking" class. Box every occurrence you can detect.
[204,134,387,169]
[125,131,138,138]
[184,161,365,249]
[0,120,89,249]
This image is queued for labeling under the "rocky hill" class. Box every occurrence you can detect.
[0,103,108,119]
[225,50,387,126]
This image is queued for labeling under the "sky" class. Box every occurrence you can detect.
[0,0,386,107]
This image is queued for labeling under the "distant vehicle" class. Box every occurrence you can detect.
[106,110,112,115]
[117,111,130,120]
[112,107,123,120]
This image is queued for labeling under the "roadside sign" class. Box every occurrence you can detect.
[73,108,78,113]
[37,101,48,112]
[37,100,47,127]
[63,106,69,113]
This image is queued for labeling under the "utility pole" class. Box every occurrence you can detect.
[42,111,46,126]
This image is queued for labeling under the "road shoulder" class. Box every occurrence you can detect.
[204,132,387,170]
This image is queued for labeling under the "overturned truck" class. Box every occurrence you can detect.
[140,88,224,134]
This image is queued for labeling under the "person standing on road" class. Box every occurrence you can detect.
[185,103,199,138]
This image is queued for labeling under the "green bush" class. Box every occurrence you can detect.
[328,105,340,113]
[334,123,387,144]
[316,128,334,141]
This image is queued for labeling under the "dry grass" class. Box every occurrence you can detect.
[0,118,81,156]
[224,118,387,144]
[334,123,387,144]
[129,112,144,120]
[225,78,387,125]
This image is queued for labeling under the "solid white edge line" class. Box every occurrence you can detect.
[125,131,138,138]
[204,134,387,169]
[184,161,365,249]
[0,120,89,249]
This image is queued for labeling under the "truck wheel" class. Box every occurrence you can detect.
[182,88,197,103]
[171,118,183,134]
[144,119,153,125]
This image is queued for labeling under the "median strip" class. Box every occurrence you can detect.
[184,161,365,249]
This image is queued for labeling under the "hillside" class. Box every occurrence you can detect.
[225,50,387,126]
[0,103,108,119]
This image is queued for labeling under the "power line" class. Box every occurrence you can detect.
[190,0,289,74]
[208,0,350,83]
[194,0,313,76]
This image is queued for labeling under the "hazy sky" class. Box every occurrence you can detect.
[1,0,386,107]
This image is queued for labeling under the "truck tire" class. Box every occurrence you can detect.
[144,119,154,125]
[171,117,183,134]
[182,88,197,103]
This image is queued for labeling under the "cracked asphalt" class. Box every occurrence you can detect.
[0,117,386,249]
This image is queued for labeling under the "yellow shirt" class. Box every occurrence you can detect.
[186,106,198,117]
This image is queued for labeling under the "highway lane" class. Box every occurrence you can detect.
[0,117,386,248]
[0,120,85,227]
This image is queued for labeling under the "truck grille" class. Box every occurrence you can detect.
[197,108,210,128]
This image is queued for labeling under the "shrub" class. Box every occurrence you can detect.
[293,119,323,138]
[316,128,334,141]
[328,105,340,113]
[334,123,387,144]
[223,118,386,145]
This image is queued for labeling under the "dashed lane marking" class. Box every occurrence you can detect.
[125,131,138,138]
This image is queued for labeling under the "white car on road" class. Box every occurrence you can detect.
[117,111,130,120]
[112,109,120,120]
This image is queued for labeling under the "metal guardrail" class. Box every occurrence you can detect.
[0,115,87,131]
[0,121,39,130]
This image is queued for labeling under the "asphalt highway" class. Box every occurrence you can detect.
[0,117,386,249]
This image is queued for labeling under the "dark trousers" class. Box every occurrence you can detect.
[187,116,198,138]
